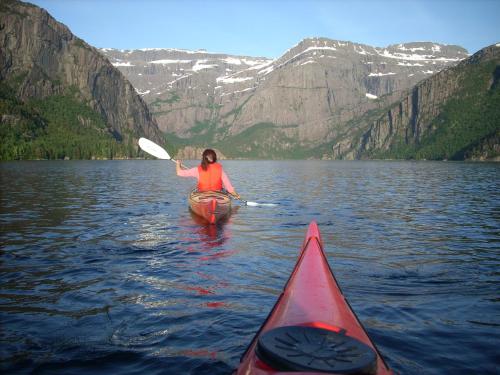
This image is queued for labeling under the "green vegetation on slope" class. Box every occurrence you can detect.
[150,91,180,107]
[215,122,307,159]
[167,122,310,159]
[0,81,137,160]
[372,60,500,160]
[0,81,47,159]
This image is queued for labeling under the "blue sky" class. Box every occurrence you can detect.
[28,0,499,57]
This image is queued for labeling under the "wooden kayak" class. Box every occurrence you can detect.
[188,190,232,224]
[235,221,393,374]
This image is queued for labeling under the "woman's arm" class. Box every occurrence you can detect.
[176,161,199,178]
[223,171,241,199]
[222,170,236,194]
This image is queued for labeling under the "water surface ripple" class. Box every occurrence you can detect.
[1,160,499,374]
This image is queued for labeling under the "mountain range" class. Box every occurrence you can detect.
[1,0,498,160]
[101,40,475,159]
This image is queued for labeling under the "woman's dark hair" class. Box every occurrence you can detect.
[201,149,217,171]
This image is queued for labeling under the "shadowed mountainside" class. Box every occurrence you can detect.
[0,0,164,160]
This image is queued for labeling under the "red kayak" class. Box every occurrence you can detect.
[235,221,393,375]
[188,190,232,224]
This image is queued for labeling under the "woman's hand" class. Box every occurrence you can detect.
[230,191,241,200]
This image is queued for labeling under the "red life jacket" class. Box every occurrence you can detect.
[197,162,223,191]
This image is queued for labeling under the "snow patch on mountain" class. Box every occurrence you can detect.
[135,88,150,95]
[216,76,254,84]
[257,64,275,75]
[378,49,461,62]
[369,72,396,77]
[397,45,425,52]
[275,46,338,72]
[192,60,218,71]
[398,62,424,66]
[150,59,192,64]
[246,60,274,72]
[112,61,134,67]
[223,57,242,65]
[167,74,192,86]
[431,44,441,52]
[354,45,373,55]
[243,59,271,66]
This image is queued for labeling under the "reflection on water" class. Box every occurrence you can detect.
[1,160,499,374]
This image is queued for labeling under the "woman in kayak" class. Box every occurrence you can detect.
[176,149,241,199]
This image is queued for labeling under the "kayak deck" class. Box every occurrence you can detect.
[235,221,393,374]
[188,190,232,224]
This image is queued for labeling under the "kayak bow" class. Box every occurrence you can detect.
[235,221,393,374]
[188,190,232,224]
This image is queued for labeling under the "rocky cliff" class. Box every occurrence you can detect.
[102,38,467,158]
[339,44,500,160]
[0,0,164,159]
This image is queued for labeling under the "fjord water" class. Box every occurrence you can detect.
[1,160,498,374]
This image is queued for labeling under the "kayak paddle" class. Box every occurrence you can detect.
[137,137,276,207]
[138,137,177,161]
[239,198,277,207]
